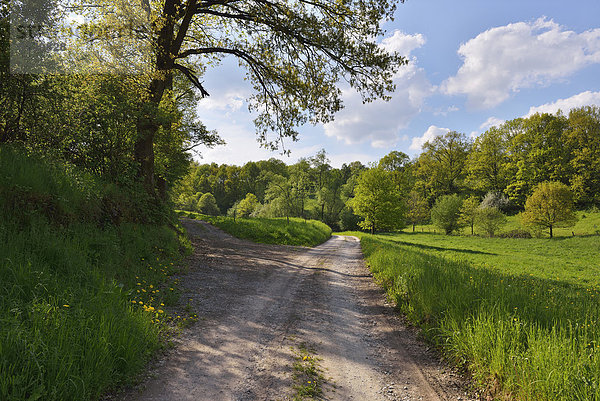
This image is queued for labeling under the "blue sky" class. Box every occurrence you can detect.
[194,0,600,167]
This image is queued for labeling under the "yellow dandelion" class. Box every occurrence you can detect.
[63,304,70,308]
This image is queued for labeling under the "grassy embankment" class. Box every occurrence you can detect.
[340,228,600,400]
[180,211,332,247]
[0,146,191,401]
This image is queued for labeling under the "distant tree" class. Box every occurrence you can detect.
[504,113,570,207]
[476,207,507,237]
[416,131,471,200]
[521,181,577,238]
[348,168,405,234]
[237,193,260,218]
[565,106,600,207]
[405,191,429,232]
[431,194,464,235]
[459,196,480,235]
[465,126,510,193]
[198,193,220,216]
[378,150,413,194]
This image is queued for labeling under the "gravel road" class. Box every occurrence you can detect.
[121,219,473,401]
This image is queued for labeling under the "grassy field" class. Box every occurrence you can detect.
[0,146,190,401]
[340,229,600,400]
[180,211,332,247]
[413,211,600,238]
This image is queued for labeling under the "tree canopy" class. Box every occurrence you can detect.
[521,181,577,238]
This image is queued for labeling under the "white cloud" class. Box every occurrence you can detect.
[526,90,600,116]
[409,125,450,152]
[381,30,426,56]
[479,116,505,131]
[323,30,433,148]
[200,91,248,114]
[469,116,505,139]
[442,18,600,109]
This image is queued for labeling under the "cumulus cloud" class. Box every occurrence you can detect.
[409,125,450,152]
[526,90,600,116]
[323,30,433,148]
[442,18,600,109]
[200,91,247,114]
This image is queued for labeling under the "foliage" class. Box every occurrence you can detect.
[197,193,220,216]
[0,145,187,401]
[348,168,406,233]
[352,232,600,401]
[237,193,260,218]
[521,181,577,238]
[431,194,464,235]
[458,195,480,235]
[476,207,507,237]
[479,190,511,212]
[405,190,429,232]
[565,106,600,206]
[72,0,405,193]
[415,131,471,200]
[465,127,510,193]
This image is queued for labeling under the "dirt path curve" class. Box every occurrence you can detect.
[122,219,472,401]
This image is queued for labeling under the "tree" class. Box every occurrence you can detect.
[378,150,413,194]
[504,113,570,207]
[465,126,510,193]
[405,191,429,232]
[476,207,506,237]
[74,0,406,195]
[415,131,471,200]
[198,193,220,216]
[458,196,480,235]
[565,106,600,207]
[237,193,260,218]
[521,181,577,238]
[348,168,405,234]
[431,194,463,235]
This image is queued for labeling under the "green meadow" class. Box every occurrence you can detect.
[341,226,600,400]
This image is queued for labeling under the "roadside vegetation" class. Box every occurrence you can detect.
[341,229,600,400]
[0,146,190,401]
[180,211,332,247]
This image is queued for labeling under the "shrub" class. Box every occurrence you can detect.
[431,194,464,235]
[499,229,532,238]
[237,193,260,218]
[476,207,507,237]
[197,193,220,215]
[480,191,511,212]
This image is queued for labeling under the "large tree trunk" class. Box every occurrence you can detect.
[133,0,178,196]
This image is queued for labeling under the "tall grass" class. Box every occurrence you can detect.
[352,232,600,400]
[182,212,332,247]
[0,146,189,400]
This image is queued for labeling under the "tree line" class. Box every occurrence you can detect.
[173,106,600,235]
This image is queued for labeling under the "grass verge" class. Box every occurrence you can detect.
[343,231,600,401]
[180,211,332,247]
[0,146,191,401]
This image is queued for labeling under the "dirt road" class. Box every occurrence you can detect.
[123,219,471,401]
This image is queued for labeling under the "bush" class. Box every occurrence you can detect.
[499,229,532,238]
[480,191,511,212]
[197,193,220,215]
[431,194,464,235]
[476,207,507,237]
